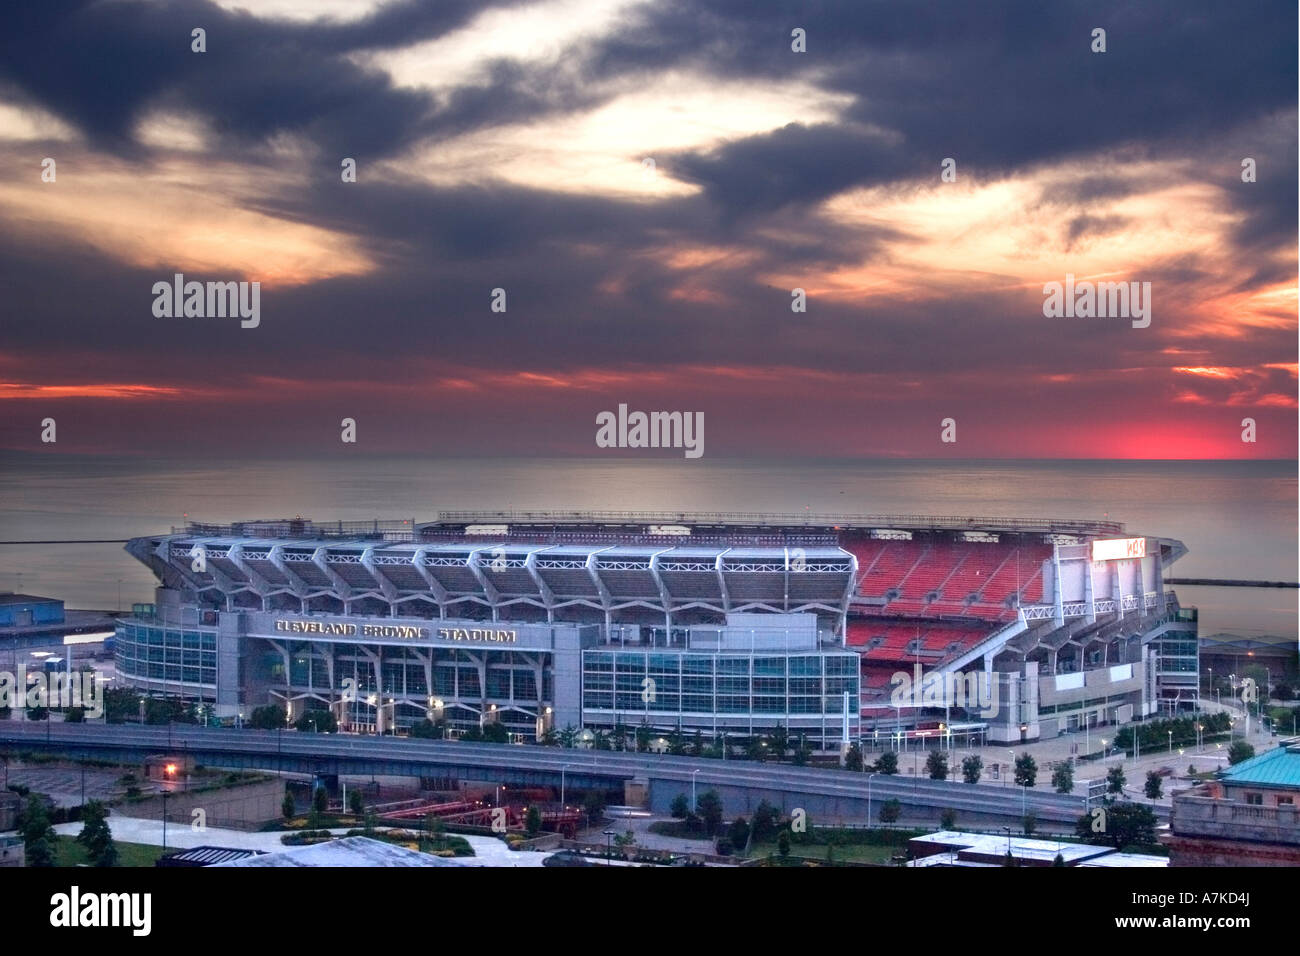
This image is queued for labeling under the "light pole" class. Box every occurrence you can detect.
[691,768,700,813]
[1167,730,1172,755]
[561,764,572,808]
[867,771,880,825]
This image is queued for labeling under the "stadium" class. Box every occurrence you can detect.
[115,511,1199,752]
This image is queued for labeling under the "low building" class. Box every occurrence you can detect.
[0,790,19,831]
[906,830,1163,867]
[0,835,24,868]
[0,592,117,652]
[1164,738,1300,866]
[212,835,463,867]
[156,845,264,867]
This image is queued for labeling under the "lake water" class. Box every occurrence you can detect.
[0,454,1294,642]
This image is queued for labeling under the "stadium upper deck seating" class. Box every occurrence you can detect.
[847,536,1053,622]
[847,617,998,669]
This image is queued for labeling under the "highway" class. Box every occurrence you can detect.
[0,722,1150,826]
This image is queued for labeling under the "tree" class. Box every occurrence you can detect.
[409,719,445,739]
[778,830,791,859]
[670,794,690,819]
[65,706,86,723]
[751,801,779,842]
[1052,762,1074,794]
[1052,853,1065,867]
[525,806,542,837]
[146,697,194,725]
[691,731,704,757]
[294,709,337,733]
[939,808,957,830]
[1228,740,1255,766]
[768,724,790,761]
[20,795,56,867]
[696,789,723,837]
[727,816,750,850]
[582,790,605,823]
[102,687,141,724]
[312,784,329,814]
[1106,764,1126,795]
[481,722,509,744]
[1022,811,1036,836]
[349,788,364,816]
[1076,802,1158,850]
[874,751,899,775]
[26,706,48,721]
[1013,752,1037,788]
[1144,771,1163,801]
[879,799,901,824]
[926,750,949,781]
[77,800,117,867]
[282,789,295,821]
[961,754,983,784]
[844,742,864,772]
[558,724,578,748]
[250,704,287,730]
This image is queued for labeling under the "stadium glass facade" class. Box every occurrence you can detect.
[115,617,218,693]
[581,649,859,732]
[112,513,1196,749]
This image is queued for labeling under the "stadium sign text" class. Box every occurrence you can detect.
[437,627,518,644]
[1091,537,1146,561]
[273,619,518,643]
[272,620,429,639]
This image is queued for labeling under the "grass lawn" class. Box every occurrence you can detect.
[54,835,167,867]
[744,841,898,865]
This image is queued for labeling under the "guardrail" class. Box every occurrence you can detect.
[433,511,1126,535]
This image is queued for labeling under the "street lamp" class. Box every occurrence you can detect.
[603,828,615,862]
[691,768,701,813]
[1167,730,1172,755]
[867,771,880,825]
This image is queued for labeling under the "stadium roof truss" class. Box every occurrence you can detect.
[132,536,858,622]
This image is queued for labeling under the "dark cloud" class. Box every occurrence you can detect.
[0,0,1294,457]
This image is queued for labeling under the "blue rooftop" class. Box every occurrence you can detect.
[1219,740,1300,789]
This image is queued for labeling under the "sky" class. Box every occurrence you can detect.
[0,0,1295,459]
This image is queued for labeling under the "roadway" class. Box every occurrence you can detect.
[0,722,1159,827]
